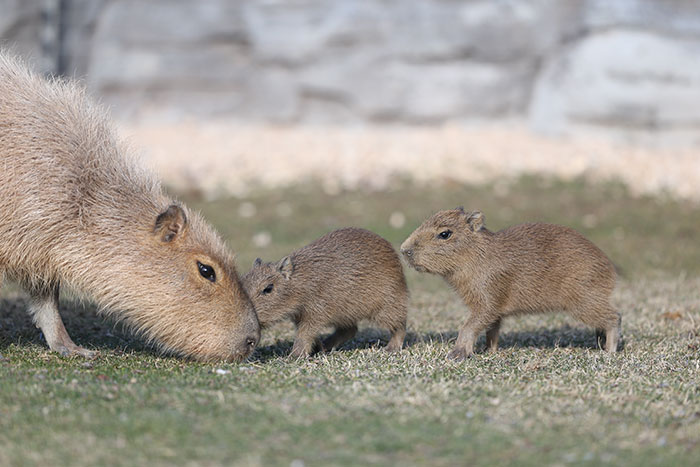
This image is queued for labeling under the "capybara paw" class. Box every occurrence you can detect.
[384,342,402,353]
[447,347,471,361]
[288,349,311,360]
[56,345,97,359]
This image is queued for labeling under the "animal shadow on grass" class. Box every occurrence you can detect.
[252,325,616,362]
[0,297,157,357]
[420,325,622,353]
[251,328,398,362]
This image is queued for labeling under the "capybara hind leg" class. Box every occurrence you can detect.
[485,318,502,352]
[322,324,358,351]
[376,301,407,353]
[577,304,621,352]
[385,325,405,353]
[28,285,96,358]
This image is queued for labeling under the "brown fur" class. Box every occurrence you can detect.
[242,228,408,358]
[401,208,621,360]
[0,53,259,361]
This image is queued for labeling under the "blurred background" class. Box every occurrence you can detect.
[1,0,699,201]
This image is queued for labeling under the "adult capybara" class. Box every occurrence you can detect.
[242,228,408,358]
[400,208,620,360]
[0,53,259,361]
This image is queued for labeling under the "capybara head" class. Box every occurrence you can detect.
[400,207,487,276]
[241,256,297,328]
[111,204,260,362]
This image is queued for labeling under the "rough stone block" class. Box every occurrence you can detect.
[529,30,700,144]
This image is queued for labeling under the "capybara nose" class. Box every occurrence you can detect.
[401,248,413,258]
[245,335,258,350]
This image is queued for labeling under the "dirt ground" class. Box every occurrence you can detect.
[119,122,700,201]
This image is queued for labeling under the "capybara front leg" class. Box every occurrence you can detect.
[385,324,405,353]
[604,312,622,353]
[322,324,358,352]
[448,314,490,361]
[289,322,320,359]
[485,318,502,352]
[28,284,96,358]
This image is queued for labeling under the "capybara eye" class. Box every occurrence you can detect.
[197,261,216,282]
[438,230,452,240]
[262,284,274,295]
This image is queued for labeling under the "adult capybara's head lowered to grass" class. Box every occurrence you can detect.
[108,204,261,361]
[0,52,259,362]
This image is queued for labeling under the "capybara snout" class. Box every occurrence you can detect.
[400,208,481,276]
[134,204,261,362]
[234,304,261,360]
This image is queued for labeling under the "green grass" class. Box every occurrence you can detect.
[1,177,699,466]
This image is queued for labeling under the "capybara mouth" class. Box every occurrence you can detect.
[404,256,427,273]
[225,350,252,363]
[235,341,258,362]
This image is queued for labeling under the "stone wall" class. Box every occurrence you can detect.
[2,0,700,144]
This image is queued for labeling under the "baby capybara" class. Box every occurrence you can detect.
[401,208,620,360]
[243,228,408,358]
[0,52,259,361]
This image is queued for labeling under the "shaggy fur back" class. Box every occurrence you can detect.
[0,54,161,290]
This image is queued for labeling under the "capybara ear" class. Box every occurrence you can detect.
[278,256,294,280]
[466,211,485,232]
[154,205,187,242]
[253,257,263,267]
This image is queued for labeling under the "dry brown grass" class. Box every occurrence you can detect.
[121,122,700,201]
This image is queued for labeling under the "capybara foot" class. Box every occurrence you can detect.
[288,347,312,360]
[447,346,472,361]
[54,343,97,359]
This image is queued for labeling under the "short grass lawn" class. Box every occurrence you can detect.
[1,176,699,466]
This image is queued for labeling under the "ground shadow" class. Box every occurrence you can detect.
[252,324,614,362]
[0,297,158,356]
[2,297,617,362]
